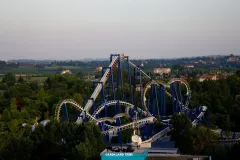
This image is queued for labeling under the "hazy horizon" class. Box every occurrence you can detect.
[0,0,239,60]
[6,54,235,62]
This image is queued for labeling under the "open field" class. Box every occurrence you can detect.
[0,66,96,75]
[0,76,47,83]
[45,66,83,69]
[25,76,48,83]
[1,67,38,74]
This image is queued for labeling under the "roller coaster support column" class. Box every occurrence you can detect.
[150,84,156,116]
[84,111,87,122]
[119,55,124,100]
[115,100,122,143]
[133,68,136,103]
[110,67,115,100]
[143,123,149,140]
[62,103,69,122]
[177,82,183,111]
[139,66,143,104]
[185,95,192,110]
[154,84,159,116]
[104,127,110,143]
[98,120,104,133]
[170,83,176,114]
[163,87,166,117]
[232,132,236,139]
[159,86,162,116]
[130,108,134,119]
[159,86,166,117]
[111,54,124,100]
[126,56,134,103]
[105,104,109,117]
[173,82,181,112]
[96,114,103,130]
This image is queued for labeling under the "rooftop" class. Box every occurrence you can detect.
[101,146,149,155]
[199,75,215,79]
[148,148,179,154]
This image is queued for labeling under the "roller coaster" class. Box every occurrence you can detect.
[53,54,238,145]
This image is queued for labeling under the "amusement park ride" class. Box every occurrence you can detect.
[53,54,239,146]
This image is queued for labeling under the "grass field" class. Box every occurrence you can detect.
[45,66,83,69]
[0,66,95,75]
[0,73,47,83]
[2,67,39,74]
[27,77,48,83]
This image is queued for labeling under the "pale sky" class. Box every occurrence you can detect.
[0,0,239,60]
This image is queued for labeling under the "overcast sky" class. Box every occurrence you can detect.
[0,0,239,60]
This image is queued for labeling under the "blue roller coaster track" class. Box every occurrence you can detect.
[53,54,239,145]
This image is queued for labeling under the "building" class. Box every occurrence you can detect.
[184,64,194,68]
[100,141,211,160]
[15,74,27,78]
[101,145,149,160]
[15,74,38,78]
[199,75,217,82]
[153,68,171,75]
[198,60,206,64]
[227,56,240,63]
[96,66,103,72]
[61,69,72,75]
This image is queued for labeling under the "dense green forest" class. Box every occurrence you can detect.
[171,70,240,160]
[170,113,240,160]
[0,73,106,159]
[0,71,240,159]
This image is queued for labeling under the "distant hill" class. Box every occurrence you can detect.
[8,58,109,63]
[9,59,55,63]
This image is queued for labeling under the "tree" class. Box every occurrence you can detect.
[33,139,64,160]
[29,82,39,91]
[191,126,218,154]
[20,108,30,120]
[18,76,25,83]
[37,88,48,101]
[15,83,34,98]
[1,109,11,121]
[2,72,16,86]
[73,93,83,105]
[73,142,89,160]
[1,137,34,160]
[236,70,240,77]
[76,72,86,79]
[204,144,229,160]
[170,113,194,154]
[0,97,10,113]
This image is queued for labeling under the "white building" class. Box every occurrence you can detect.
[153,68,171,75]
[61,69,72,75]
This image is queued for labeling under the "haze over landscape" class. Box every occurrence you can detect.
[1,1,240,160]
[0,0,239,60]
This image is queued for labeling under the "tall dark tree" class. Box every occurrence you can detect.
[2,72,16,86]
